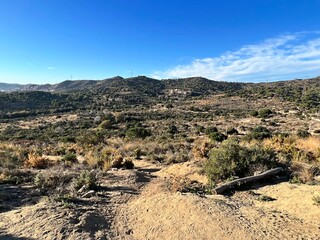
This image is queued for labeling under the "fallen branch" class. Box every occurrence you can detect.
[213,167,283,195]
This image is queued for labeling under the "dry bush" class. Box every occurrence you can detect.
[106,137,124,149]
[165,175,208,194]
[84,150,101,167]
[290,162,319,183]
[0,168,34,184]
[263,135,296,152]
[25,153,50,169]
[262,135,317,164]
[164,149,191,165]
[296,136,320,160]
[165,175,192,192]
[192,137,214,159]
[84,146,125,171]
[34,168,78,197]
[0,143,27,168]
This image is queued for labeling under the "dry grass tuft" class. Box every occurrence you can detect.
[25,153,50,169]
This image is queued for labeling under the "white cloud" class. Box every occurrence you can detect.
[152,32,320,82]
[47,66,56,70]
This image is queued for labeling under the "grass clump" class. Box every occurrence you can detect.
[313,195,320,206]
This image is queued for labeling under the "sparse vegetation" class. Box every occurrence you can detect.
[0,76,320,239]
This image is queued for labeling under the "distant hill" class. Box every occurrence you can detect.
[1,76,320,116]
[0,76,247,115]
[15,76,246,95]
[237,76,320,109]
[0,83,25,92]
[163,77,244,95]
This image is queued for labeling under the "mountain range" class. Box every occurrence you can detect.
[0,76,319,115]
[0,76,245,93]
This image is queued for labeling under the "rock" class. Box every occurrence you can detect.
[81,190,95,198]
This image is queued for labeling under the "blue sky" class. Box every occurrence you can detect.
[1,0,320,84]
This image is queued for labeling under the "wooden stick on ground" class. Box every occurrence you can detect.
[213,167,283,195]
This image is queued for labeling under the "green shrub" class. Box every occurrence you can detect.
[205,126,218,135]
[258,108,272,118]
[245,126,272,141]
[226,127,238,135]
[205,139,277,183]
[60,136,76,143]
[73,171,98,191]
[197,125,205,134]
[297,129,311,138]
[99,120,113,129]
[134,148,142,159]
[208,132,227,142]
[34,173,60,189]
[250,110,259,117]
[62,152,77,163]
[168,125,178,135]
[126,126,151,139]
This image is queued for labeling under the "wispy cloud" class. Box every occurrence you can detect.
[47,66,56,70]
[152,32,320,82]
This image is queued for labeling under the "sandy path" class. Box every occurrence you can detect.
[114,160,320,240]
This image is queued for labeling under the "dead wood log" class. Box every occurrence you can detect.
[213,167,283,195]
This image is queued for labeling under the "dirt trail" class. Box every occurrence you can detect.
[0,160,319,239]
[115,160,320,240]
